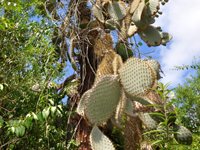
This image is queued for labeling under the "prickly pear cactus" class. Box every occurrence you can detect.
[85,75,121,125]
[90,126,115,150]
[137,25,162,46]
[173,124,193,145]
[119,57,156,96]
[72,0,191,150]
[108,2,127,21]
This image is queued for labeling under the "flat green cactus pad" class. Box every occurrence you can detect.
[148,16,155,24]
[76,90,91,116]
[146,0,159,16]
[126,93,154,106]
[111,115,123,130]
[146,59,161,80]
[130,0,141,14]
[125,98,135,117]
[85,75,121,125]
[173,124,193,145]
[93,5,104,23]
[87,19,98,28]
[160,32,173,45]
[108,2,127,21]
[113,91,126,125]
[132,0,148,30]
[137,25,161,46]
[105,19,121,31]
[138,112,157,130]
[119,57,156,97]
[90,126,115,150]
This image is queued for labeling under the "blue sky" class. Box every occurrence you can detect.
[144,0,200,89]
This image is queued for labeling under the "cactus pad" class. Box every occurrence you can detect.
[132,0,148,30]
[90,126,115,150]
[108,2,127,21]
[130,0,141,14]
[85,75,121,125]
[76,90,91,116]
[105,19,121,31]
[138,112,157,131]
[119,57,156,96]
[126,93,154,106]
[113,90,127,125]
[148,16,155,24]
[173,124,193,145]
[93,5,104,23]
[146,59,161,80]
[160,32,173,45]
[111,115,123,130]
[146,0,159,16]
[137,25,161,46]
[127,22,138,37]
[87,19,98,28]
[125,99,136,117]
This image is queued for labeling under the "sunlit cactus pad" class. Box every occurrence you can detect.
[85,75,121,125]
[138,112,157,131]
[138,25,161,46]
[90,126,115,150]
[119,57,156,96]
[146,59,161,80]
[76,90,91,116]
[130,0,140,14]
[127,22,138,37]
[160,32,173,45]
[108,2,127,21]
[114,91,126,125]
[173,124,193,145]
[146,0,159,16]
[93,5,104,23]
[132,0,148,30]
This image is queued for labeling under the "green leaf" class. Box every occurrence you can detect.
[49,99,54,105]
[15,126,20,137]
[51,106,56,115]
[19,125,25,136]
[32,112,38,120]
[146,104,163,108]
[143,130,165,134]
[150,88,165,100]
[151,139,164,146]
[11,127,15,134]
[138,42,143,46]
[42,107,50,119]
[148,112,165,117]
[0,116,4,127]
[37,112,44,122]
[24,117,32,129]
[0,84,3,90]
[166,100,176,110]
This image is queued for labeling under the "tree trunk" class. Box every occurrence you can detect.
[75,43,98,150]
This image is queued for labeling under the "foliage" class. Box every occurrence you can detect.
[144,82,193,149]
[174,71,200,134]
[0,0,71,149]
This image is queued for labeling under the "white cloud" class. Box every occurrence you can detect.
[155,0,200,88]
